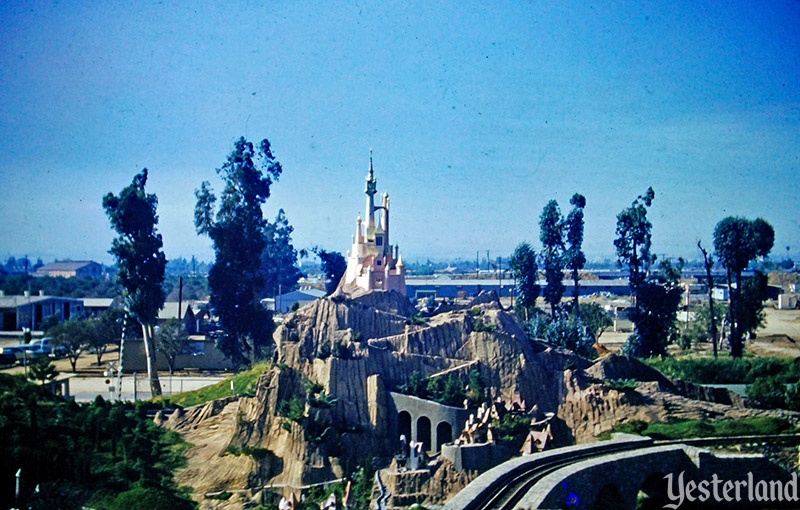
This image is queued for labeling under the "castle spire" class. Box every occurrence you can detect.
[365,148,377,229]
[369,148,374,180]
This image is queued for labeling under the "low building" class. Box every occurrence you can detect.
[158,300,211,334]
[0,291,83,331]
[121,335,234,373]
[35,260,103,278]
[405,276,632,300]
[273,288,326,313]
[83,298,115,316]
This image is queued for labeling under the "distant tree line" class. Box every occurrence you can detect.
[508,187,775,360]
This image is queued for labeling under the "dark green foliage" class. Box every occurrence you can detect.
[49,318,93,372]
[314,248,347,295]
[509,242,539,320]
[577,302,613,342]
[746,376,788,409]
[155,319,189,375]
[565,193,587,313]
[614,189,684,358]
[601,417,796,440]
[291,301,300,312]
[713,216,775,357]
[398,371,470,407]
[644,417,794,440]
[195,137,282,367]
[614,187,655,289]
[399,371,428,399]
[0,374,192,509]
[104,169,166,396]
[304,411,333,443]
[89,308,126,365]
[607,419,649,437]
[405,312,428,325]
[308,393,338,409]
[106,486,195,510]
[28,356,58,383]
[303,380,324,395]
[259,209,303,299]
[471,317,497,332]
[278,397,306,424]
[623,260,684,358]
[738,271,769,339]
[331,341,351,359]
[646,356,799,385]
[103,169,166,333]
[316,342,332,359]
[525,312,596,358]
[466,369,486,406]
[603,378,638,391]
[491,412,530,442]
[539,200,566,317]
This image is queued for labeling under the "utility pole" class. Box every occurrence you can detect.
[15,468,21,508]
[476,251,479,277]
[178,276,183,320]
[498,256,503,303]
[117,314,127,400]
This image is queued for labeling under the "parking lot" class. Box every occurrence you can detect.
[0,335,229,402]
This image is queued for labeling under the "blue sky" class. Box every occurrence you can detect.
[1,1,798,265]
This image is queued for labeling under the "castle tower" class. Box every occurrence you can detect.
[341,151,406,295]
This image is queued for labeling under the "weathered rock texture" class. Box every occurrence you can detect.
[164,291,799,509]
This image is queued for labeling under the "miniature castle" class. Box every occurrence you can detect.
[341,152,407,295]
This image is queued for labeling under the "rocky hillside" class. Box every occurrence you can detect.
[164,291,798,509]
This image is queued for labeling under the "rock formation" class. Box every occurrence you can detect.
[164,291,799,509]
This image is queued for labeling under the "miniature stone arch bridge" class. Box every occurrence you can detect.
[389,392,472,454]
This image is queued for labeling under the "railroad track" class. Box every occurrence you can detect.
[460,433,800,510]
[468,442,647,510]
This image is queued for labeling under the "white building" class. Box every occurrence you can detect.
[341,153,406,295]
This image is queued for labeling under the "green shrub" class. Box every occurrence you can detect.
[317,342,331,359]
[473,320,497,332]
[645,357,797,385]
[108,485,195,510]
[331,341,351,359]
[603,416,796,440]
[492,412,530,441]
[278,397,306,423]
[405,312,428,325]
[603,378,638,391]
[159,362,270,407]
[746,376,788,409]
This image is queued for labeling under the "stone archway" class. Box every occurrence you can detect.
[594,483,625,510]
[398,411,412,443]
[417,416,431,452]
[637,472,670,510]
[436,421,453,452]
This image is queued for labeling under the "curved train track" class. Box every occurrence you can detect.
[458,434,800,510]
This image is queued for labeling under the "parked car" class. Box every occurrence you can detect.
[0,344,36,364]
[26,338,66,358]
[0,347,18,366]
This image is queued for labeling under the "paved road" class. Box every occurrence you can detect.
[64,374,229,402]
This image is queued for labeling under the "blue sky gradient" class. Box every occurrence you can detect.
[1,1,798,264]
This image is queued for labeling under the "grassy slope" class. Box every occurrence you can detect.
[600,416,798,441]
[156,362,271,407]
